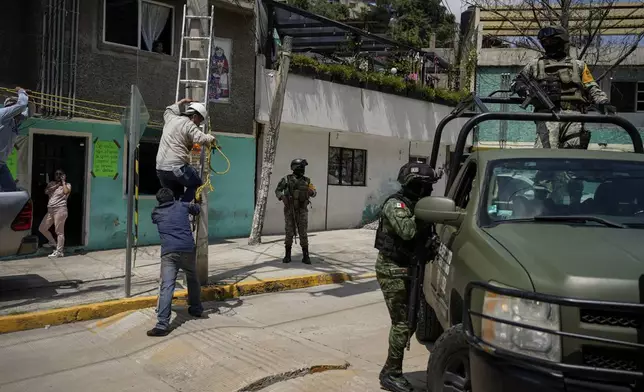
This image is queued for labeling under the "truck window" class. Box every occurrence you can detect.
[454,162,477,210]
[481,158,644,227]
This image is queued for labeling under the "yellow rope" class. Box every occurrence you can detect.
[194,119,232,202]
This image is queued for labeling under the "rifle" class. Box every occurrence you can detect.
[406,222,439,350]
[513,73,561,120]
[286,178,299,245]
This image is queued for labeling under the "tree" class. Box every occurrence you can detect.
[466,0,644,80]
[286,0,351,20]
[386,0,457,48]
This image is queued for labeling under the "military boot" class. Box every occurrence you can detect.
[301,247,311,264]
[282,246,292,263]
[379,358,414,392]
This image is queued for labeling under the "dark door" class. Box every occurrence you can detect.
[31,134,87,247]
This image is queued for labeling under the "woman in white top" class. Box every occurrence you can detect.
[39,169,71,258]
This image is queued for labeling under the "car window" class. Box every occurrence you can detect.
[454,162,477,210]
[481,158,644,227]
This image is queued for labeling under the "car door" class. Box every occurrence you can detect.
[426,157,478,324]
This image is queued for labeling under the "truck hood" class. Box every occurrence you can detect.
[482,223,644,302]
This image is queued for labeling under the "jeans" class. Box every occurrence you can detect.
[157,164,203,202]
[0,163,17,192]
[156,251,203,330]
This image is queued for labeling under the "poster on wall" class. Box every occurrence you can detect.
[208,37,232,103]
[92,140,120,179]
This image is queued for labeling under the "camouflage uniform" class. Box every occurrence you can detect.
[375,197,417,381]
[518,57,609,149]
[275,172,316,259]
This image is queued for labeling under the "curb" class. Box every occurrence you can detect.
[0,271,377,334]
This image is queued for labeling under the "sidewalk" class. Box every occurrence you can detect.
[0,229,377,316]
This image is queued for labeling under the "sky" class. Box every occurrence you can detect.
[444,0,465,17]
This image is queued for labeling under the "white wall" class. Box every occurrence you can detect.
[260,125,329,236]
[256,67,469,146]
[326,132,409,230]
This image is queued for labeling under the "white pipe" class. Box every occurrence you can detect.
[39,8,47,115]
[56,0,65,116]
[45,0,53,115]
[67,0,76,117]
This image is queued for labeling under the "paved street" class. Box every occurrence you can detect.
[0,229,377,315]
[0,279,431,392]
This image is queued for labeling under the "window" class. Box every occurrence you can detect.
[124,130,163,196]
[328,147,367,186]
[454,162,476,210]
[104,0,174,55]
[637,82,644,112]
[481,158,644,227]
[610,81,635,113]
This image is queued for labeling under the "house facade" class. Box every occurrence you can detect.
[1,0,257,252]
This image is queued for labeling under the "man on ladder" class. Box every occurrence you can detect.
[156,97,215,202]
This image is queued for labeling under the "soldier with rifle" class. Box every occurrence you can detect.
[511,25,615,149]
[275,158,317,264]
[374,162,440,392]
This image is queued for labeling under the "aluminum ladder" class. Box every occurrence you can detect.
[174,4,215,236]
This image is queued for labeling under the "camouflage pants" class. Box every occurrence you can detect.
[376,253,410,373]
[535,110,587,149]
[284,206,309,248]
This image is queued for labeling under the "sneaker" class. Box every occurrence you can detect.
[48,251,63,258]
[146,327,170,337]
[188,308,203,318]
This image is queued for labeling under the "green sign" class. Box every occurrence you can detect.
[6,148,17,179]
[93,140,119,178]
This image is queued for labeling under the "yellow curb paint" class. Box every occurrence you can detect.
[0,271,376,334]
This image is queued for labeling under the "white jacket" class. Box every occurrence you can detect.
[156,103,215,171]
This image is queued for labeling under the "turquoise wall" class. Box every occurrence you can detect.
[23,118,255,251]
[476,66,644,144]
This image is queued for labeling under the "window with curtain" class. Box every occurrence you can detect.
[104,0,174,55]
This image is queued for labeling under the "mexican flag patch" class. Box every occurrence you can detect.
[395,202,406,209]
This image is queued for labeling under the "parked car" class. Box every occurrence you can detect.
[0,189,39,257]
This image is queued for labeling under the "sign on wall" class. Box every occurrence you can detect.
[92,139,121,179]
[208,37,232,103]
[6,148,17,179]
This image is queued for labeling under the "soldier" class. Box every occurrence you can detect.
[275,158,317,264]
[375,162,439,392]
[512,25,615,149]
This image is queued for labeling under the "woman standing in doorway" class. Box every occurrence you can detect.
[40,169,71,258]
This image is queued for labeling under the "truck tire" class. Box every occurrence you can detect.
[426,324,471,392]
[415,296,443,344]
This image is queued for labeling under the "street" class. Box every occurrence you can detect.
[0,279,430,391]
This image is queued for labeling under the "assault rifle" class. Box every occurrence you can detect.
[513,73,561,120]
[406,222,439,350]
[286,178,299,244]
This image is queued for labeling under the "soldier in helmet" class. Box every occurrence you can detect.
[375,162,439,392]
[275,158,317,264]
[512,25,615,149]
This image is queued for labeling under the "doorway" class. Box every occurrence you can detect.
[31,133,87,247]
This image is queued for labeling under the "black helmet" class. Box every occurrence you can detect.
[537,25,569,43]
[290,158,308,171]
[397,162,439,186]
[538,25,569,58]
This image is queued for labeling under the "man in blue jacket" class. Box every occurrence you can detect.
[147,188,204,337]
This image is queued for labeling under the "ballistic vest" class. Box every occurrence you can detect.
[286,174,311,209]
[374,193,416,265]
[534,58,586,105]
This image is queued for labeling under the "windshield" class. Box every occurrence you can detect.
[481,158,644,227]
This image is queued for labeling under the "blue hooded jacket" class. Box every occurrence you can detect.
[152,201,200,256]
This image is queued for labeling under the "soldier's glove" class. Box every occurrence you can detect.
[599,103,617,115]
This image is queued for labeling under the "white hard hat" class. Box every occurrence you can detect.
[186,102,208,120]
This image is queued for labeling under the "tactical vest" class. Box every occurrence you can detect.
[287,174,311,209]
[374,193,416,265]
[534,58,586,106]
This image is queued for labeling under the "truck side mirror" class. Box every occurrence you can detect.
[414,196,465,228]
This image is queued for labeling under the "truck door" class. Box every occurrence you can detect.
[429,159,477,322]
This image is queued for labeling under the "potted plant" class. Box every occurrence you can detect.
[406,82,424,100]
[291,54,318,78]
[328,64,348,83]
[316,63,333,82]
[379,74,399,94]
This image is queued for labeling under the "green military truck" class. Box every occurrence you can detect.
[413,96,644,392]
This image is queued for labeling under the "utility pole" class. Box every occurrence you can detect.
[186,0,210,284]
[248,36,293,246]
